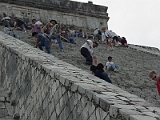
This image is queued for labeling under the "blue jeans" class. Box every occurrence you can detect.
[80,47,92,63]
[38,39,50,54]
[50,34,63,49]
[68,38,75,44]
[95,70,112,83]
[108,64,119,71]
[70,33,75,37]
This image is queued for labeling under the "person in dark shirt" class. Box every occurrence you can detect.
[13,18,27,32]
[90,56,112,83]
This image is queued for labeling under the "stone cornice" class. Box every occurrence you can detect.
[0,0,109,19]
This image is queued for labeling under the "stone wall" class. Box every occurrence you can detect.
[0,1,109,30]
[0,32,160,120]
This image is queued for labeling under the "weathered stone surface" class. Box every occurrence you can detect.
[0,31,160,120]
[130,115,157,120]
[0,1,109,30]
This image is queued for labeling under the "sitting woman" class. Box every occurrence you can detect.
[60,30,76,44]
[41,22,53,35]
[90,56,112,83]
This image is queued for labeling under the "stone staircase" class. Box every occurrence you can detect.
[0,87,14,120]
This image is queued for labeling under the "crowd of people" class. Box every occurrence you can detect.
[0,13,128,84]
[1,13,160,96]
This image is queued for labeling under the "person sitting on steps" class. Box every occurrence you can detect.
[106,56,119,72]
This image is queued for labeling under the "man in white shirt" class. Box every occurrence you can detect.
[93,28,101,41]
[101,27,113,50]
[106,56,119,71]
[80,40,98,65]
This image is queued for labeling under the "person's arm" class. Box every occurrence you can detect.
[156,82,160,96]
[35,38,40,48]
[28,22,34,28]
[13,22,17,29]
[41,26,46,33]
[105,62,108,71]
[60,35,68,42]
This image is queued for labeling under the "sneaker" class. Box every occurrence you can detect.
[111,47,114,50]
[54,40,58,44]
[115,44,119,47]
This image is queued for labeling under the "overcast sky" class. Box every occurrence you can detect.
[73,0,160,49]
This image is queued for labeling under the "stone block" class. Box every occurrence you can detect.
[78,86,86,95]
[130,115,157,120]
[0,102,5,109]
[119,109,142,120]
[0,97,5,102]
[50,111,57,120]
[71,83,78,92]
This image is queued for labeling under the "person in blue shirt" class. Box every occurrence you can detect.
[32,32,51,54]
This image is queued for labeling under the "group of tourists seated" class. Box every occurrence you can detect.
[93,27,128,50]
[1,13,90,54]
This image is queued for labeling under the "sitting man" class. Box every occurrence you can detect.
[101,27,114,50]
[80,39,98,65]
[28,19,43,39]
[1,13,14,27]
[60,30,76,44]
[49,21,63,50]
[93,28,102,42]
[149,71,160,96]
[4,25,19,39]
[106,56,119,72]
[32,32,50,54]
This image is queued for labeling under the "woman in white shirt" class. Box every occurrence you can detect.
[80,39,98,65]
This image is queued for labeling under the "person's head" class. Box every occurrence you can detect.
[79,29,82,33]
[70,26,74,30]
[101,27,106,32]
[92,56,98,65]
[46,23,53,28]
[32,19,37,24]
[5,25,8,28]
[108,56,112,62]
[50,20,57,25]
[149,71,160,81]
[93,41,98,48]
[96,63,104,71]
[3,13,7,17]
[32,32,38,37]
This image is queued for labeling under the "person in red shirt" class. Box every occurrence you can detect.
[149,71,160,95]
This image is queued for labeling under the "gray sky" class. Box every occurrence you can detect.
[73,0,160,49]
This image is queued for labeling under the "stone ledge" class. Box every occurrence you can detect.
[0,32,160,120]
[0,0,109,19]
